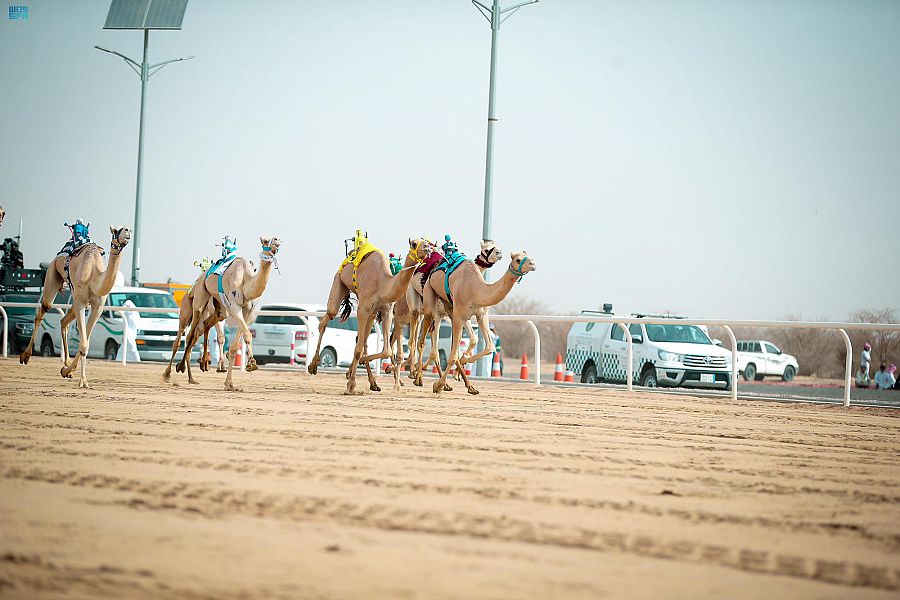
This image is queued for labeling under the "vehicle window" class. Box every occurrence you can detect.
[610,324,625,341]
[108,292,178,318]
[440,324,451,338]
[751,342,762,352]
[645,325,712,344]
[585,322,595,332]
[0,293,39,315]
[764,343,780,355]
[629,324,642,338]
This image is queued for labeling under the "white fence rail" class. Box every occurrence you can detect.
[2,302,899,408]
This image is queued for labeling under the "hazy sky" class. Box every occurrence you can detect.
[1,0,898,320]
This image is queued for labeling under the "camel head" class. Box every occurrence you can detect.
[259,236,281,264]
[109,225,132,254]
[407,237,434,264]
[476,239,503,268]
[507,251,536,281]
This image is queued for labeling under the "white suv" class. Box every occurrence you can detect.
[39,286,198,362]
[735,340,798,382]
[251,303,382,368]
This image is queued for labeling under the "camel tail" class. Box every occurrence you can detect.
[338,294,354,323]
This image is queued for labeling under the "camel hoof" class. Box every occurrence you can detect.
[224,384,241,392]
[444,384,453,391]
[307,357,319,375]
[176,363,185,374]
[384,364,393,374]
[467,387,479,395]
[78,382,91,389]
[432,381,444,394]
[162,369,171,382]
[19,352,30,365]
[60,367,71,379]
[370,382,381,392]
[189,378,199,385]
[245,359,258,373]
[216,365,227,373]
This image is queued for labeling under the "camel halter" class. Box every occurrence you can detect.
[474,248,498,269]
[110,228,127,255]
[260,243,280,274]
[507,256,530,283]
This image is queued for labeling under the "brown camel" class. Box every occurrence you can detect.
[416,251,535,395]
[19,226,132,388]
[161,273,227,385]
[307,236,433,394]
[163,237,280,390]
[392,240,502,383]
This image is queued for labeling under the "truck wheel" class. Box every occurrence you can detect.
[743,363,756,381]
[582,364,598,384]
[640,369,658,388]
[105,340,119,361]
[40,336,54,357]
[754,372,765,381]
[782,366,796,382]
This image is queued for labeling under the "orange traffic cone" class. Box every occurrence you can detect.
[519,354,529,380]
[432,362,439,374]
[464,362,472,376]
[234,341,244,368]
[564,369,575,383]
[553,353,564,381]
[491,353,501,378]
[381,358,391,372]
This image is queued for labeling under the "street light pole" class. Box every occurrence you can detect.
[472,0,540,246]
[471,0,539,376]
[95,39,194,286]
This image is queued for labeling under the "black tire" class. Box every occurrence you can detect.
[724,377,732,392]
[640,368,658,388]
[743,363,757,381]
[782,366,796,382]
[439,350,448,371]
[320,347,337,368]
[105,340,118,361]
[581,363,599,384]
[754,372,765,381]
[40,336,54,357]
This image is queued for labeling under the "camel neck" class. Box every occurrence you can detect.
[91,244,124,297]
[472,268,519,308]
[245,259,274,300]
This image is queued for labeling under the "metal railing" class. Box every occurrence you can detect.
[2,302,898,408]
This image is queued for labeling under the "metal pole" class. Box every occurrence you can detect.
[131,29,149,286]
[0,306,7,358]
[482,0,500,245]
[723,325,738,402]
[526,320,540,385]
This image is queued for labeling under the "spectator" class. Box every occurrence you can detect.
[888,364,900,390]
[860,342,872,378]
[873,364,895,390]
[855,365,871,388]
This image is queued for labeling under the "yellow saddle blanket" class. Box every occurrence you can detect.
[338,240,383,291]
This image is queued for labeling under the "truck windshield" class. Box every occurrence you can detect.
[108,293,179,319]
[645,324,712,345]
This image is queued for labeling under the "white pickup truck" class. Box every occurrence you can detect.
[566,313,733,390]
[735,340,799,382]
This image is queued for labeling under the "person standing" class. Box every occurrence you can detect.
[860,342,872,378]
[116,300,142,362]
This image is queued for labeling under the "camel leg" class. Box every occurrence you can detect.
[215,321,227,372]
[163,299,194,382]
[58,305,83,378]
[433,317,465,395]
[74,299,104,389]
[223,324,243,392]
[343,308,373,395]
[460,310,496,369]
[361,307,394,391]
[227,305,258,373]
[199,327,211,372]
[19,266,62,365]
[177,308,204,375]
[407,312,421,380]
[59,303,89,387]
[308,273,346,375]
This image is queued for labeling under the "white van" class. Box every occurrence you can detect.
[566,313,733,390]
[251,303,382,368]
[39,286,197,362]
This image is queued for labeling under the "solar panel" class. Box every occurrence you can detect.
[103,0,188,30]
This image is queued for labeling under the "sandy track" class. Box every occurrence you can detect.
[1,357,898,599]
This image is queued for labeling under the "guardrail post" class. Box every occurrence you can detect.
[0,306,7,358]
[526,320,540,385]
[619,323,633,393]
[121,308,127,366]
[375,322,382,376]
[838,329,852,408]
[55,307,65,365]
[723,325,738,402]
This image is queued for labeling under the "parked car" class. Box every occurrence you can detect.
[40,286,198,362]
[566,312,733,390]
[0,290,39,354]
[251,303,384,368]
[419,319,502,374]
[735,340,798,382]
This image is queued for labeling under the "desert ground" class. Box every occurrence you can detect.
[1,357,898,599]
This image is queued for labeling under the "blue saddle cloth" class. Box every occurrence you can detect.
[57,238,103,258]
[432,253,467,302]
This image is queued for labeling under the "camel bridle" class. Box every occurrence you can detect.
[110,228,128,255]
[507,256,531,282]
